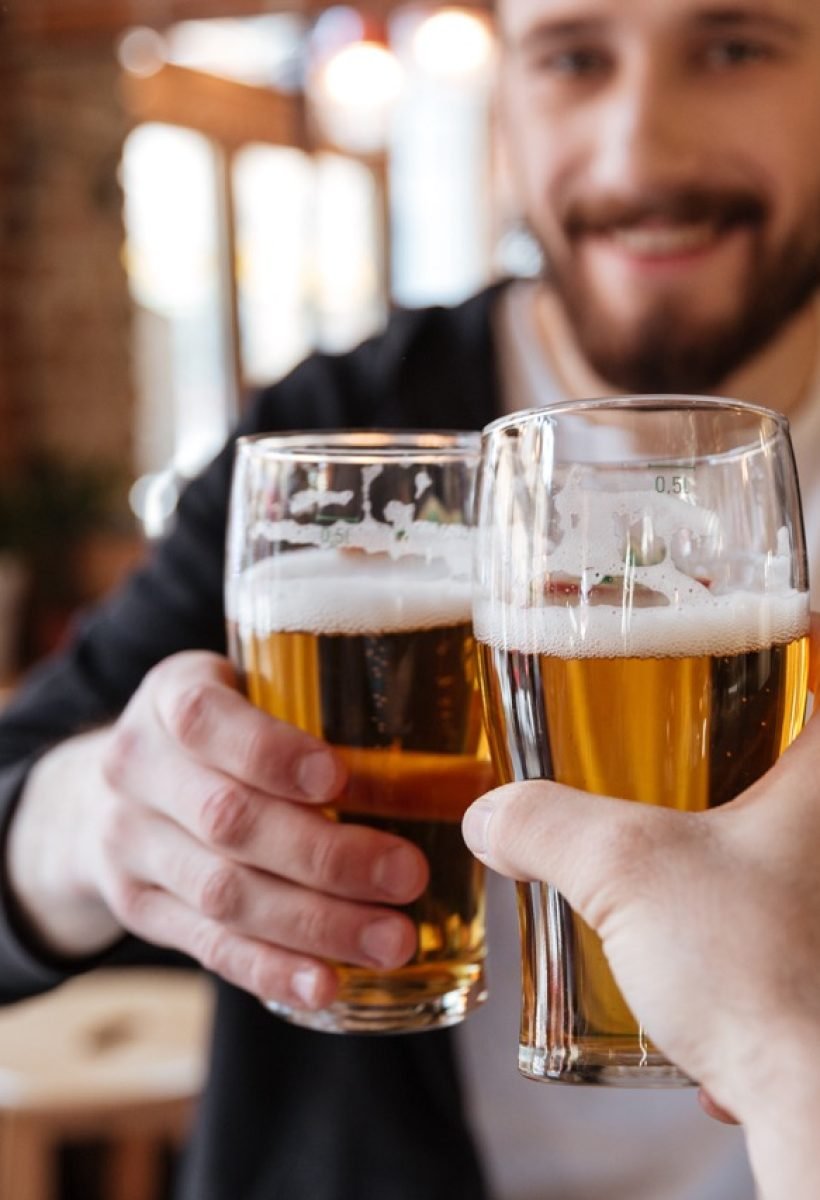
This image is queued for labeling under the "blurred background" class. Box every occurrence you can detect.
[0,1,534,1196]
[0,0,538,684]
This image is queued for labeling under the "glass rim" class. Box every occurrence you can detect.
[235,428,481,464]
[483,394,789,439]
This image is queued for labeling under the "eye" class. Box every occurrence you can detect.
[699,38,775,69]
[553,48,608,75]
[530,45,612,80]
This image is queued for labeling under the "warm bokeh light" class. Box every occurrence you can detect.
[311,38,403,153]
[411,9,495,79]
[318,40,403,110]
[117,26,166,77]
[164,16,306,88]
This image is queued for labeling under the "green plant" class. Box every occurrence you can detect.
[0,454,128,604]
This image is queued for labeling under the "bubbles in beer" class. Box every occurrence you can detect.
[230,535,491,1030]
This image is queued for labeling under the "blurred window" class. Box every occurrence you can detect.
[119,9,500,531]
[390,7,496,307]
[122,123,231,480]
[233,146,384,386]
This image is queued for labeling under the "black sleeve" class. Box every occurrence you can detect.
[0,291,500,1003]
[0,403,240,1000]
[0,366,344,1000]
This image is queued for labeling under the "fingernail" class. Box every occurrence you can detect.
[462,799,495,857]
[291,965,324,1009]
[372,845,426,901]
[360,917,408,967]
[296,751,338,800]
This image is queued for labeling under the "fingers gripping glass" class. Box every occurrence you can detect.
[226,430,491,1034]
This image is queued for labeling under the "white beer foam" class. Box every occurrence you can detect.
[473,590,810,659]
[228,548,472,636]
[476,472,808,656]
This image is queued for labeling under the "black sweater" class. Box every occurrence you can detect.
[0,287,504,1200]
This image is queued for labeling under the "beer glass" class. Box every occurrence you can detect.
[474,397,810,1085]
[226,430,492,1033]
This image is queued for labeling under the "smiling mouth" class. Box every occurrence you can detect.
[593,220,740,259]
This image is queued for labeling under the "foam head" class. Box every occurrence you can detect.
[228,547,473,636]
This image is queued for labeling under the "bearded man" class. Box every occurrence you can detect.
[1,2,818,1198]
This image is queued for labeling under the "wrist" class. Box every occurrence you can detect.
[733,1034,820,1200]
[6,731,123,957]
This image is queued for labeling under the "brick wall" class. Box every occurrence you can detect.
[0,17,140,664]
[0,22,135,474]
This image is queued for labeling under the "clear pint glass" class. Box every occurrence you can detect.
[226,431,491,1033]
[474,397,810,1084]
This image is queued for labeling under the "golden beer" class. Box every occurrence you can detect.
[474,393,810,1083]
[477,600,809,1082]
[229,553,493,1031]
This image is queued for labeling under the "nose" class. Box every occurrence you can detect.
[587,55,701,196]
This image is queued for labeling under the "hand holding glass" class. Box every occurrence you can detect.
[226,431,491,1033]
[474,397,810,1084]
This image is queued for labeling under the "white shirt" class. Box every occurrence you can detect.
[455,281,820,1200]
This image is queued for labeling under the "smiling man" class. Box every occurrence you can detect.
[456,5,820,1196]
[0,3,818,1200]
[498,0,820,401]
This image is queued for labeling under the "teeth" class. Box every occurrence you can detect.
[609,222,717,256]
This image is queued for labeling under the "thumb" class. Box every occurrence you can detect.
[462,780,669,931]
[810,612,820,697]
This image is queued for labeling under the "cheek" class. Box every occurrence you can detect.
[767,159,820,245]
[507,141,574,256]
[715,89,820,232]
[498,84,569,227]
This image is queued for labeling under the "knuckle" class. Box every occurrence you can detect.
[583,814,665,926]
[602,814,657,878]
[490,790,540,870]
[291,901,331,954]
[239,724,275,782]
[191,922,232,975]
[97,783,130,836]
[109,874,148,927]
[98,801,132,859]
[102,725,141,791]
[199,785,255,849]
[166,682,216,748]
[198,864,243,922]
[248,954,280,1000]
[303,832,347,889]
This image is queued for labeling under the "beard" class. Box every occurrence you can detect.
[541,187,820,394]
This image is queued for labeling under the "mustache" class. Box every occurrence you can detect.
[563,187,768,238]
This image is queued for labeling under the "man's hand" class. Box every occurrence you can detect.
[462,702,820,1199]
[7,651,428,1011]
[464,716,818,1092]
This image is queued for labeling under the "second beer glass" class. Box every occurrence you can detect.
[474,397,810,1085]
[226,431,491,1033]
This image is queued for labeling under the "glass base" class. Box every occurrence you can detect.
[265,967,487,1035]
[519,1041,694,1088]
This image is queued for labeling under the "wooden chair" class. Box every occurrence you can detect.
[0,968,213,1200]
